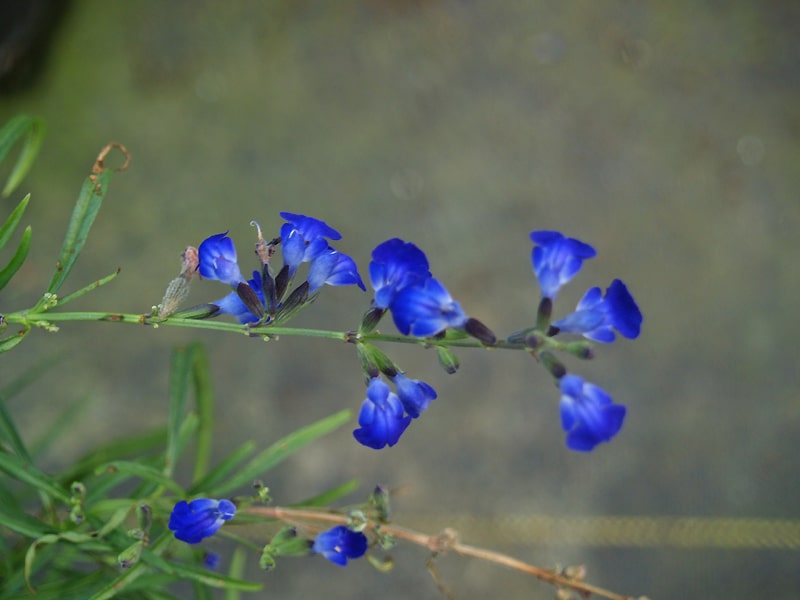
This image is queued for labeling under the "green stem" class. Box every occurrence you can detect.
[3,309,575,353]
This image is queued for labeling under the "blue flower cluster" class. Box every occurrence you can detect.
[191,218,641,453]
[168,498,236,544]
[198,213,364,324]
[368,238,495,343]
[529,230,642,451]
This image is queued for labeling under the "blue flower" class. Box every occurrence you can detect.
[280,212,342,276]
[307,247,366,294]
[198,232,244,286]
[530,231,596,299]
[353,378,412,449]
[203,552,221,570]
[369,238,431,309]
[311,525,368,566]
[552,279,642,343]
[559,374,626,451]
[390,277,468,337]
[212,270,265,324]
[168,498,236,544]
[391,373,437,418]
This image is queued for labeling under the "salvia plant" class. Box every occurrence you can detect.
[0,115,647,600]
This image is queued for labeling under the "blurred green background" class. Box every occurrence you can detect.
[2,1,799,598]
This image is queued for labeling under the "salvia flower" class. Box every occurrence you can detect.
[198,232,244,286]
[559,374,626,452]
[369,238,431,309]
[553,279,643,343]
[280,212,342,276]
[390,276,468,337]
[530,230,596,299]
[353,378,412,449]
[212,270,265,324]
[307,247,366,294]
[168,498,236,544]
[311,525,368,566]
[391,373,437,418]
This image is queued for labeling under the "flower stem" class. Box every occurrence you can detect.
[245,505,642,600]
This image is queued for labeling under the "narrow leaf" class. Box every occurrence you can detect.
[55,268,121,307]
[60,427,166,487]
[0,396,32,461]
[191,343,213,482]
[154,560,262,591]
[224,547,248,600]
[45,141,129,295]
[95,461,185,496]
[0,453,69,503]
[0,224,31,289]
[210,409,352,496]
[166,345,193,476]
[0,193,30,251]
[0,502,51,538]
[0,326,29,353]
[291,478,360,508]
[188,440,256,495]
[0,115,45,197]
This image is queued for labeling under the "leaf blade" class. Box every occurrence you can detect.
[209,409,352,496]
[0,115,45,197]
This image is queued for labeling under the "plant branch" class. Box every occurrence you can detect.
[245,505,644,600]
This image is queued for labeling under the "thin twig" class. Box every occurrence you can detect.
[245,506,642,600]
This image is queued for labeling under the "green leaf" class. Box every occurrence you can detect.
[87,532,172,600]
[30,395,91,459]
[0,193,29,251]
[0,115,45,197]
[224,547,248,600]
[4,569,106,600]
[46,165,116,296]
[0,224,31,289]
[188,440,255,495]
[166,345,192,477]
[292,478,360,508]
[0,394,32,461]
[55,267,121,307]
[60,427,166,488]
[0,453,69,503]
[150,559,262,592]
[209,409,352,496]
[191,344,214,483]
[0,501,51,538]
[94,461,185,496]
[0,326,29,353]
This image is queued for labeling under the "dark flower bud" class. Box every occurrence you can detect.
[276,281,310,322]
[359,306,386,334]
[172,303,221,320]
[536,297,553,330]
[261,265,278,316]
[274,263,291,302]
[539,350,566,379]
[236,281,265,321]
[464,317,497,346]
[564,340,595,360]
